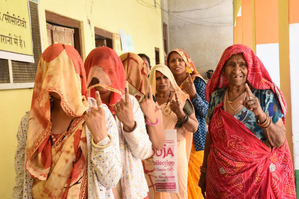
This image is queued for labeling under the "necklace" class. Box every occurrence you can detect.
[226,89,247,115]
[156,91,172,105]
[165,91,172,105]
[227,87,246,104]
[157,91,172,116]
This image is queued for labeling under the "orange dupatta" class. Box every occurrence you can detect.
[26,44,89,198]
[84,47,126,114]
[119,52,149,102]
[166,49,205,199]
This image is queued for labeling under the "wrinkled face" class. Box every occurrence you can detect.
[168,52,186,76]
[155,71,171,93]
[223,54,248,87]
[141,57,151,76]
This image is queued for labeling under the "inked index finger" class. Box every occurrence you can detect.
[188,73,193,82]
[95,91,103,107]
[245,83,253,99]
[125,87,130,102]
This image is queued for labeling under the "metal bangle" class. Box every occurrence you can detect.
[180,115,189,125]
[92,134,113,149]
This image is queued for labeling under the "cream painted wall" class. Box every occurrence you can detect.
[167,0,233,78]
[0,89,33,198]
[0,0,164,197]
[39,0,164,64]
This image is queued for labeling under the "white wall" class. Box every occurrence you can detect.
[167,0,233,78]
[290,23,299,170]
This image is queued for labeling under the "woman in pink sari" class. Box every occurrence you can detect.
[199,44,296,198]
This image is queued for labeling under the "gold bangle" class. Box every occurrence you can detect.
[262,118,272,129]
[200,166,207,173]
[92,134,113,149]
[256,114,271,128]
[123,121,137,133]
[256,114,268,126]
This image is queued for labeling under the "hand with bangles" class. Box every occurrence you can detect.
[242,83,285,149]
[199,44,295,199]
[83,91,107,143]
[243,83,265,119]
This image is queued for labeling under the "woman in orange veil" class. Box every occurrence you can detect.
[120,52,165,199]
[13,44,121,198]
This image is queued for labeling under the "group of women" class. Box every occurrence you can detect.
[13,43,296,199]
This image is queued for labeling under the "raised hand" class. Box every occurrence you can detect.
[115,88,136,132]
[182,73,197,98]
[243,83,263,115]
[83,91,107,143]
[140,86,156,123]
[170,92,185,119]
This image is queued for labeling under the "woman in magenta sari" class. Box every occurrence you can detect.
[198,44,296,198]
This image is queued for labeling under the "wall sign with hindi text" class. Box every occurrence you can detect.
[0,0,33,59]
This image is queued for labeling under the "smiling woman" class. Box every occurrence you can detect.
[199,44,296,199]
[167,52,187,76]
[223,54,248,87]
[166,49,208,199]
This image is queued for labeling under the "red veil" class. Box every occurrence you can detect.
[205,44,296,198]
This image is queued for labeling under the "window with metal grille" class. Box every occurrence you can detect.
[0,1,41,89]
[0,59,9,83]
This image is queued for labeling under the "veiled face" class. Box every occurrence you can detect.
[223,54,248,87]
[155,71,171,93]
[49,92,61,100]
[87,67,112,97]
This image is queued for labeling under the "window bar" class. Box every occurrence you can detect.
[8,59,13,84]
